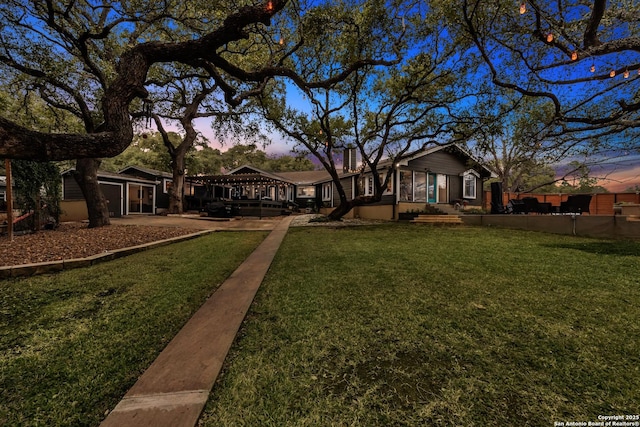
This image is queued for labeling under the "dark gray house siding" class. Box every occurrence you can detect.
[62,173,125,218]
[406,150,469,175]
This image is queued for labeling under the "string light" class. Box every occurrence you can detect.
[266,0,273,12]
[526,5,638,80]
[279,37,284,45]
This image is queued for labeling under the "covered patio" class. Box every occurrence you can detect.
[185,168,297,217]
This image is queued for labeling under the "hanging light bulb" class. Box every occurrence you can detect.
[571,51,578,61]
[546,33,554,43]
[519,1,526,14]
[624,68,630,78]
[279,37,284,45]
[590,64,596,73]
[609,69,616,78]
[266,0,273,12]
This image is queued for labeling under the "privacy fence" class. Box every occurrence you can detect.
[482,192,640,215]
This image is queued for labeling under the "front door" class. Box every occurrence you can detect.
[427,173,437,203]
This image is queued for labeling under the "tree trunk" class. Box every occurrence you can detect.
[328,201,354,220]
[168,150,187,214]
[74,158,110,228]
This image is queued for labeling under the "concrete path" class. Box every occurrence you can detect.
[100,216,294,427]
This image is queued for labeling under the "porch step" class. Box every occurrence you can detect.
[410,215,463,224]
[627,215,640,222]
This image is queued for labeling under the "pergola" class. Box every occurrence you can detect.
[186,172,295,202]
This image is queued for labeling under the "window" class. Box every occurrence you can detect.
[381,173,393,194]
[322,183,332,201]
[164,179,172,194]
[296,185,315,198]
[463,171,478,199]
[414,172,427,202]
[399,171,413,201]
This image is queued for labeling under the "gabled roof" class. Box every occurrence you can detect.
[226,164,342,185]
[392,144,494,177]
[275,170,333,185]
[61,168,157,185]
[118,165,172,179]
[227,164,288,182]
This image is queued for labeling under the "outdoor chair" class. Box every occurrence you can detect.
[508,199,527,214]
[560,195,592,215]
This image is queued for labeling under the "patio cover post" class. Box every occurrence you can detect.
[4,159,13,241]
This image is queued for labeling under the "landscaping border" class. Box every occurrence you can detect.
[0,230,215,279]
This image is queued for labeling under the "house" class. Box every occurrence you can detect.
[61,166,172,219]
[117,165,173,214]
[186,144,492,220]
[315,144,494,219]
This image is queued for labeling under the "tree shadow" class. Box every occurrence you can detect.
[544,241,640,257]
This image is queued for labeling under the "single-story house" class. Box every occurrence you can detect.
[187,144,493,220]
[61,166,172,219]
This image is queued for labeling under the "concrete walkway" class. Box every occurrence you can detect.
[100,215,294,427]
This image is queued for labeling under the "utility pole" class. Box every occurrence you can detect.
[4,159,13,241]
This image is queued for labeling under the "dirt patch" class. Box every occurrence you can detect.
[0,222,198,267]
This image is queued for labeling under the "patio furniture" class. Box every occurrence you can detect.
[508,199,527,214]
[560,195,592,215]
[521,197,552,214]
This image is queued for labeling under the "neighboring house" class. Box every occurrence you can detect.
[185,144,492,220]
[117,165,173,214]
[61,167,170,218]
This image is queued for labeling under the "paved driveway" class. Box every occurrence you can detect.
[110,214,284,231]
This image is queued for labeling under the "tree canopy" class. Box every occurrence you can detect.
[461,0,640,153]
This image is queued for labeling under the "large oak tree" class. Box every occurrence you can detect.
[0,0,394,226]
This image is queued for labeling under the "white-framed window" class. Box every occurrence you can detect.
[296,185,315,198]
[463,170,479,199]
[322,183,332,201]
[163,179,172,194]
[381,173,393,195]
[399,170,413,201]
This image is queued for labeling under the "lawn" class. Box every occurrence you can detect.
[200,225,640,426]
[0,231,268,427]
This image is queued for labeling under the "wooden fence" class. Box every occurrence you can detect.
[482,191,640,215]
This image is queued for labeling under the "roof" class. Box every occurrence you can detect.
[61,168,157,185]
[392,144,494,177]
[274,170,332,185]
[118,165,172,179]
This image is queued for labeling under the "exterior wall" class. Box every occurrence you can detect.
[319,206,355,219]
[354,204,394,220]
[406,150,468,175]
[463,214,640,240]
[60,200,88,222]
[63,175,85,200]
[397,202,428,213]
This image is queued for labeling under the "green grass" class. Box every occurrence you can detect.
[0,231,267,427]
[201,225,640,426]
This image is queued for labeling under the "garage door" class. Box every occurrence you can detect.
[100,182,123,218]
